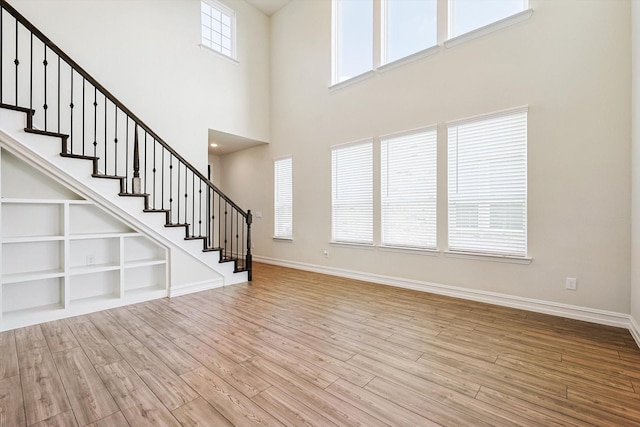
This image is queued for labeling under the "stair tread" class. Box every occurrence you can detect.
[93,174,125,180]
[203,247,222,252]
[185,236,206,241]
[0,103,35,114]
[119,192,150,197]
[62,153,98,161]
[144,209,170,213]
[165,223,189,227]
[24,128,69,138]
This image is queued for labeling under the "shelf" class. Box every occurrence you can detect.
[3,302,65,317]
[69,264,121,276]
[2,269,65,284]
[69,232,141,240]
[124,259,166,269]
[70,293,119,305]
[2,235,65,243]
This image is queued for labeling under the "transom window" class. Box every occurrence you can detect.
[449,0,528,38]
[201,0,236,59]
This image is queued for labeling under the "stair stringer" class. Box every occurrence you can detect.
[0,114,248,292]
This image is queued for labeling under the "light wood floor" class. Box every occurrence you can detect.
[2,263,640,426]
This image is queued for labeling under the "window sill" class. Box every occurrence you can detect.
[378,245,439,256]
[272,236,293,242]
[444,9,534,49]
[444,250,532,265]
[329,241,375,250]
[329,70,376,92]
[199,44,239,64]
[377,45,440,74]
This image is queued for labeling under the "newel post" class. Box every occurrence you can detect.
[246,210,252,281]
[132,124,141,194]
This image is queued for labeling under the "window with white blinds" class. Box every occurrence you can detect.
[381,128,437,249]
[447,108,527,257]
[274,157,293,239]
[332,141,373,244]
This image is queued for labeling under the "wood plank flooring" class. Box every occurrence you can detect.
[2,262,640,426]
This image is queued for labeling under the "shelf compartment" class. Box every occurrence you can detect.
[69,270,119,302]
[124,235,166,263]
[3,278,64,314]
[69,238,119,270]
[69,204,134,235]
[124,264,166,294]
[2,203,63,238]
[2,241,63,277]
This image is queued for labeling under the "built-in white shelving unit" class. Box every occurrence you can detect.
[1,198,168,329]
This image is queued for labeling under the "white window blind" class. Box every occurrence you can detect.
[449,0,528,38]
[381,129,437,249]
[201,0,236,59]
[274,157,293,238]
[332,141,373,244]
[447,108,527,257]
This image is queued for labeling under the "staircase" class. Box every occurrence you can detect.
[0,1,252,283]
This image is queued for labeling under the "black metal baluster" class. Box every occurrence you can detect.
[125,117,129,193]
[198,179,202,237]
[169,154,173,221]
[57,56,60,132]
[161,146,165,210]
[218,195,221,252]
[177,162,181,223]
[104,95,107,173]
[82,78,85,155]
[152,139,157,209]
[185,166,189,233]
[92,87,97,158]
[113,105,118,177]
[246,210,252,280]
[14,18,18,106]
[29,33,32,111]
[224,201,228,260]
[207,167,211,247]
[43,46,47,130]
[144,132,147,195]
[69,68,74,153]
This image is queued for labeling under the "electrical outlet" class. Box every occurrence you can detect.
[86,255,95,266]
[566,277,577,290]
[323,249,329,258]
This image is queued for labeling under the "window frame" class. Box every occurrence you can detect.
[380,126,438,250]
[446,107,529,259]
[331,139,374,245]
[273,156,293,240]
[200,0,237,60]
[447,0,529,40]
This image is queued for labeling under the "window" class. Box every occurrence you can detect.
[331,0,531,85]
[449,0,528,38]
[381,128,437,249]
[201,0,236,59]
[274,157,293,239]
[447,108,527,257]
[332,0,373,84]
[332,140,373,244]
[381,0,437,65]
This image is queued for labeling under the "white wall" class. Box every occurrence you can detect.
[222,0,632,314]
[9,0,270,173]
[632,1,640,324]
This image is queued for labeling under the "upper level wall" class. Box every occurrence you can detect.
[222,0,632,314]
[7,0,270,172]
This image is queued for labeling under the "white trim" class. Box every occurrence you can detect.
[445,8,533,49]
[330,137,374,151]
[198,44,239,64]
[329,70,376,91]
[378,45,440,73]
[444,250,532,265]
[329,241,375,250]
[272,237,293,241]
[446,105,529,127]
[629,316,640,348]
[254,255,631,329]
[168,278,224,298]
[379,124,438,141]
[378,245,440,256]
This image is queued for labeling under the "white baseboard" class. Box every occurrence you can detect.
[254,256,635,334]
[169,278,224,298]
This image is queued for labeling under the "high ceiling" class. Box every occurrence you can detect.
[244,0,291,16]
